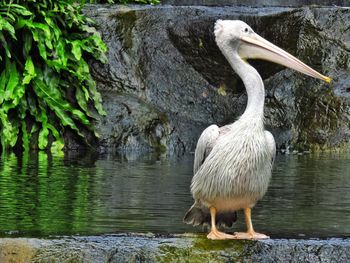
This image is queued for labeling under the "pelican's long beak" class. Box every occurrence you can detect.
[238,33,331,83]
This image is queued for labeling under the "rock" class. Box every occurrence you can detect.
[0,238,40,263]
[1,235,350,262]
[161,0,350,6]
[78,4,350,154]
[94,92,171,153]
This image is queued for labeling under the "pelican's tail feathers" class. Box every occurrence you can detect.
[183,202,237,228]
[183,203,210,226]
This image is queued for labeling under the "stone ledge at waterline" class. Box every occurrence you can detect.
[0,234,350,262]
[161,0,350,7]
[75,5,350,154]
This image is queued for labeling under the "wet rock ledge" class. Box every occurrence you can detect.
[0,234,349,262]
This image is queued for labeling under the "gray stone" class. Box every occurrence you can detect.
[162,0,350,7]
[0,235,350,263]
[78,4,350,154]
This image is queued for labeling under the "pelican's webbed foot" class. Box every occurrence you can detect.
[234,207,269,240]
[207,206,236,240]
[233,231,269,240]
[207,228,236,240]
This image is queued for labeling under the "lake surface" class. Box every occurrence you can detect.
[0,151,349,238]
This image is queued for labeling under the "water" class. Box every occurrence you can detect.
[0,151,349,238]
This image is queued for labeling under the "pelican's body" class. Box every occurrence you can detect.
[192,120,274,212]
[184,20,330,240]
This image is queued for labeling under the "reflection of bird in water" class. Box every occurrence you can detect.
[184,20,331,240]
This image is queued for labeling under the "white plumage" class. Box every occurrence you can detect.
[184,20,330,240]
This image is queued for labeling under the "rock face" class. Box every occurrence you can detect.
[1,235,350,263]
[81,5,350,154]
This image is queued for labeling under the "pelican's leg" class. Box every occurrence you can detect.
[233,208,269,240]
[207,207,235,240]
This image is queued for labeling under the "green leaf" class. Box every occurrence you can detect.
[0,17,16,39]
[0,11,15,23]
[31,27,39,41]
[19,99,30,152]
[36,105,49,150]
[71,40,82,60]
[87,79,106,116]
[82,25,97,34]
[37,33,48,60]
[76,86,89,116]
[15,17,29,29]
[88,34,108,63]
[38,126,49,149]
[51,139,64,153]
[22,57,36,85]
[0,109,18,147]
[0,32,13,58]
[0,69,8,104]
[44,15,61,40]
[47,39,67,71]
[73,59,90,82]
[47,123,64,152]
[4,4,32,16]
[32,22,51,39]
[82,85,90,101]
[23,31,33,56]
[4,62,19,101]
[12,84,25,107]
[0,59,24,110]
[30,123,39,135]
[18,97,28,120]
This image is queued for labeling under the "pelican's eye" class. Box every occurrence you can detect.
[244,28,249,33]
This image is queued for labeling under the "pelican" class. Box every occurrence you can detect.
[183,20,331,240]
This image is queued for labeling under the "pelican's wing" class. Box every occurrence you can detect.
[193,125,220,175]
[265,131,276,165]
[189,124,237,227]
[194,124,232,174]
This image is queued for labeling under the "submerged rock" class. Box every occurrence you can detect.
[1,235,350,263]
[78,5,350,154]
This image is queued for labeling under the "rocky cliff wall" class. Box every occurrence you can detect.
[78,5,350,154]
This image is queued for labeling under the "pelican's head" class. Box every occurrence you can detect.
[214,20,254,48]
[214,20,331,83]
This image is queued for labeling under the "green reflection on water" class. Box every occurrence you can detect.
[0,152,97,236]
[0,151,194,237]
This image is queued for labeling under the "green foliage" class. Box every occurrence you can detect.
[87,0,160,5]
[0,1,107,152]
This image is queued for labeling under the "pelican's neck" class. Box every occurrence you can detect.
[221,45,265,121]
[234,57,265,120]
